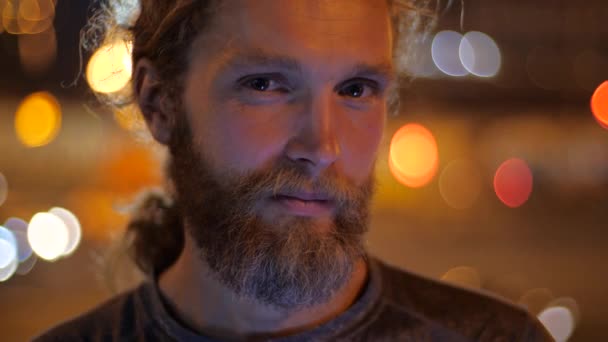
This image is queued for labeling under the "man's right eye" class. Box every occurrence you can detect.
[239,76,287,93]
[247,78,271,91]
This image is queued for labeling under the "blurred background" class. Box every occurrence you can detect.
[0,0,607,341]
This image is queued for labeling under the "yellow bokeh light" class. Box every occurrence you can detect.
[2,0,21,34]
[14,91,62,147]
[389,123,439,188]
[86,40,133,94]
[17,14,52,34]
[440,266,482,289]
[19,0,55,22]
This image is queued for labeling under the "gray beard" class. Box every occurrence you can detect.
[168,121,374,311]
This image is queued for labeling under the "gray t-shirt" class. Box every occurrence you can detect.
[34,259,553,341]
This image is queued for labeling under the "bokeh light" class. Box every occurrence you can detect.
[591,81,608,129]
[440,266,482,289]
[438,159,482,210]
[49,207,81,256]
[16,253,37,275]
[2,217,34,273]
[4,217,28,233]
[548,297,581,328]
[86,40,133,94]
[494,158,533,208]
[18,27,57,75]
[2,0,20,34]
[518,288,554,315]
[431,30,469,77]
[389,123,439,188]
[0,225,18,282]
[27,212,69,261]
[14,91,62,147]
[17,11,53,35]
[0,172,7,207]
[11,228,33,262]
[2,0,57,35]
[19,0,55,22]
[538,306,576,342]
[459,31,501,78]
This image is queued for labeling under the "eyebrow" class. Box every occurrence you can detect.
[218,48,395,84]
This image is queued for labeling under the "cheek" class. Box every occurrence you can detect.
[340,109,385,180]
[200,101,293,171]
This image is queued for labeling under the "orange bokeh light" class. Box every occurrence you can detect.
[494,158,533,208]
[389,123,439,188]
[591,81,608,129]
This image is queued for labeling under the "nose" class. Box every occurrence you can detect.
[285,92,341,177]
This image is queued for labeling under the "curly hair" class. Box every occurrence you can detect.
[87,0,440,279]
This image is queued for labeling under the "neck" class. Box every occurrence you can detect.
[158,232,368,340]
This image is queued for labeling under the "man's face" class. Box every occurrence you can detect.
[171,0,394,309]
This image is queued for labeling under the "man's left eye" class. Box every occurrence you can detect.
[337,80,378,98]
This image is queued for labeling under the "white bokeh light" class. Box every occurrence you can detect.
[0,225,18,282]
[538,306,575,342]
[459,31,502,77]
[12,229,33,262]
[3,217,32,261]
[5,218,37,275]
[431,30,469,77]
[27,212,70,261]
[49,207,82,256]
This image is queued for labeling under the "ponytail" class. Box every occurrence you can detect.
[124,189,184,275]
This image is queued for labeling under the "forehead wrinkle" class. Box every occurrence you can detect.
[216,47,303,74]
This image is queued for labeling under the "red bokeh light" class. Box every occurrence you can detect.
[591,81,608,129]
[494,158,533,208]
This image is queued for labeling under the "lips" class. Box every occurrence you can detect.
[271,192,335,217]
[275,192,330,202]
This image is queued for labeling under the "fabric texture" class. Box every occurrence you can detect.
[33,258,554,342]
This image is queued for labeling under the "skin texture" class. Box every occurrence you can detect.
[134,0,394,339]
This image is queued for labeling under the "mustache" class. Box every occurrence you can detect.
[229,159,375,209]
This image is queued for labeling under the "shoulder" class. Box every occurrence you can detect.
[373,259,554,341]
[32,283,158,342]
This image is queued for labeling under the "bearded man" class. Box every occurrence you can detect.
[36,0,553,341]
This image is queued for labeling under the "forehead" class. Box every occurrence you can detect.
[192,0,393,72]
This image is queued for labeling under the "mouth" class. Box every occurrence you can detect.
[270,192,335,217]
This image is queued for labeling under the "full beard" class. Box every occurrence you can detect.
[168,119,375,311]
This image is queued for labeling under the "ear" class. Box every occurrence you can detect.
[133,58,173,145]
